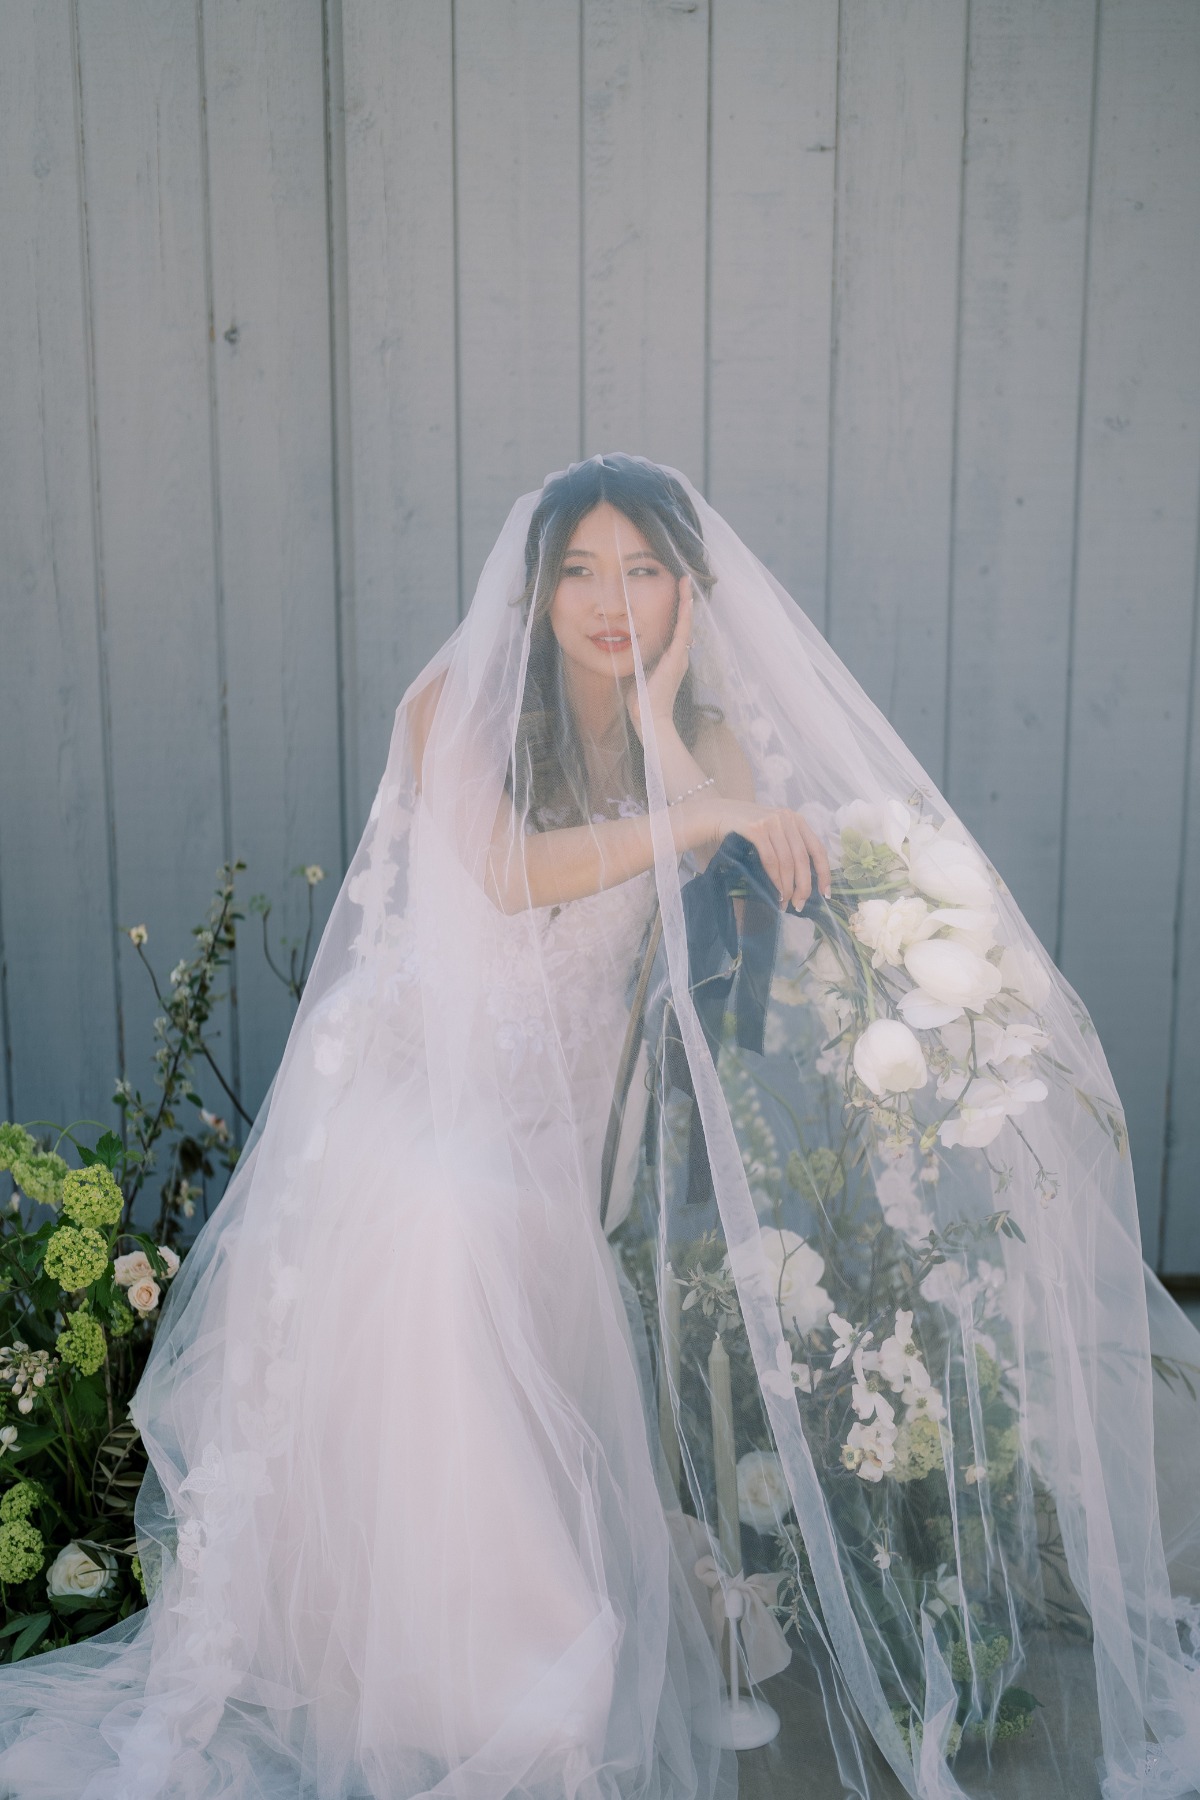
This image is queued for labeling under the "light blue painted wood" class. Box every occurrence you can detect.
[340,0,459,832]
[825,0,969,782]
[1163,561,1200,1273]
[582,0,709,475]
[945,0,1096,951]
[72,1,232,1144]
[0,5,120,1136]
[1057,0,1200,1263]
[454,0,583,597]
[201,0,342,1116]
[706,0,839,617]
[0,0,1197,1273]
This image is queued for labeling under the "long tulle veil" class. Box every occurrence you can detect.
[0,454,1196,1800]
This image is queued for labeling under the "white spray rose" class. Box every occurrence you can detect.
[736,1449,793,1532]
[112,1251,153,1289]
[901,939,1002,1019]
[906,824,993,909]
[760,1229,834,1336]
[126,1275,162,1314]
[850,896,931,969]
[46,1541,117,1599]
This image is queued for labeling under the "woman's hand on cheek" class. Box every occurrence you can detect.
[625,577,693,744]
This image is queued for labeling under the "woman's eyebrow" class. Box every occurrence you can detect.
[563,546,661,560]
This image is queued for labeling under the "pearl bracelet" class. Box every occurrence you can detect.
[666,774,716,808]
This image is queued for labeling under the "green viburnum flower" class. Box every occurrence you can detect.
[131,1552,145,1596]
[0,1480,42,1523]
[60,1164,123,1229]
[892,1416,944,1482]
[890,1706,962,1758]
[56,1308,106,1377]
[0,1517,45,1584]
[983,1422,1020,1484]
[108,1301,135,1339]
[10,1150,69,1209]
[787,1146,845,1203]
[0,1124,35,1172]
[44,1225,108,1292]
[950,1633,1010,1682]
[974,1344,1002,1402]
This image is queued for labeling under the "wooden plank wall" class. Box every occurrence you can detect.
[1,0,1197,1270]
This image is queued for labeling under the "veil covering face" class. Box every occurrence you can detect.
[0,454,1197,1800]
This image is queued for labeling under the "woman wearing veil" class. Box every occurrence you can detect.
[0,453,1197,1800]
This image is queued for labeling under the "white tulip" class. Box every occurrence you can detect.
[902,939,1002,1016]
[906,824,994,909]
[852,1018,929,1097]
[836,798,913,856]
[911,905,998,957]
[46,1541,117,1599]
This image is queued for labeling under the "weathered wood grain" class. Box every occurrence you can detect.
[0,5,119,1133]
[945,0,1096,948]
[705,0,838,614]
[71,0,231,1144]
[340,0,460,831]
[825,0,969,780]
[200,0,342,1114]
[1058,0,1200,1261]
[582,0,709,475]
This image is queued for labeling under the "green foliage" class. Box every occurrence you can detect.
[0,859,318,1661]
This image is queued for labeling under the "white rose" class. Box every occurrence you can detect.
[736,1450,792,1533]
[902,939,1002,1018]
[126,1275,161,1315]
[998,943,1052,1010]
[906,824,993,909]
[46,1541,117,1599]
[759,1229,833,1336]
[156,1245,180,1279]
[850,896,931,969]
[852,1018,929,1097]
[112,1251,153,1289]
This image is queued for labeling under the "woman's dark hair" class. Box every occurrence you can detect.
[509,455,721,830]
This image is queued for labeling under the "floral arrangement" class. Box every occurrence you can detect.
[0,862,323,1662]
[616,792,1145,1758]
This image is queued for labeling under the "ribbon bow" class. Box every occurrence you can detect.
[692,1554,793,1685]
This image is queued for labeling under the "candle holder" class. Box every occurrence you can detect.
[714,1583,782,1749]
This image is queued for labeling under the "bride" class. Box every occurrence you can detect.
[0,454,1197,1800]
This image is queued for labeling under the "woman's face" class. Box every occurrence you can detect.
[547,501,680,687]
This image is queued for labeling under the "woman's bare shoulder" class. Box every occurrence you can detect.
[409,669,448,788]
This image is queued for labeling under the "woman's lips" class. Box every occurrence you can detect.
[590,631,632,649]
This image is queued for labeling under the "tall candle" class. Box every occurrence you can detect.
[708,1330,742,1574]
[658,1263,682,1493]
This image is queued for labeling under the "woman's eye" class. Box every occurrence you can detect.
[628,564,663,578]
[562,563,591,578]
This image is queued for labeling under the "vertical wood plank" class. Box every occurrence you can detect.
[945,0,1096,948]
[200,0,342,1114]
[454,0,582,594]
[0,3,120,1135]
[1059,0,1200,1261]
[73,1,230,1144]
[341,0,459,832]
[1163,560,1200,1273]
[705,0,838,612]
[825,0,969,779]
[582,0,710,477]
